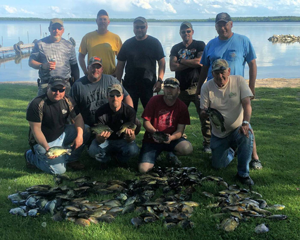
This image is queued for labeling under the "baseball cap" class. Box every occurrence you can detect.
[164,78,180,88]
[49,18,64,27]
[48,76,68,87]
[211,59,229,72]
[134,16,147,24]
[180,21,193,29]
[108,84,123,94]
[88,56,103,67]
[97,9,109,17]
[215,12,232,23]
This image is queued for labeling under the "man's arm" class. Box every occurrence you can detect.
[70,63,80,82]
[165,124,185,143]
[240,97,252,137]
[124,95,134,108]
[29,122,50,151]
[72,113,85,149]
[152,57,165,93]
[143,120,157,134]
[78,53,88,76]
[115,60,125,82]
[248,59,257,97]
[196,65,209,95]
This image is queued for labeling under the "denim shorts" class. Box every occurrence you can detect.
[139,137,188,164]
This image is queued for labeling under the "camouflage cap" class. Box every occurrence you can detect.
[180,21,193,29]
[48,76,68,87]
[164,78,180,88]
[215,12,232,23]
[88,56,103,66]
[134,16,147,24]
[108,84,123,94]
[212,59,229,72]
[49,18,64,27]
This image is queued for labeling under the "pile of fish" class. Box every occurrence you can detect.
[8,167,287,231]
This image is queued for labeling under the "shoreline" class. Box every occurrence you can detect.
[1,78,300,88]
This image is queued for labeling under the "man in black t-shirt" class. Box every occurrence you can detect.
[115,16,165,112]
[25,77,90,174]
[87,84,139,166]
[170,21,211,153]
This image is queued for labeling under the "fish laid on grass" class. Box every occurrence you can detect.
[116,122,137,136]
[90,124,113,135]
[46,147,72,158]
[152,132,169,143]
[206,108,226,132]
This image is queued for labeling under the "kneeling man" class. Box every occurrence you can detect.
[139,78,193,173]
[88,84,139,166]
[200,59,254,185]
[25,77,90,174]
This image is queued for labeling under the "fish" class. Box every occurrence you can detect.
[152,131,169,143]
[131,217,143,227]
[9,207,27,217]
[46,147,72,158]
[206,108,226,132]
[219,218,239,232]
[265,204,285,211]
[116,122,137,137]
[255,223,269,233]
[75,218,90,227]
[266,214,288,220]
[90,124,113,135]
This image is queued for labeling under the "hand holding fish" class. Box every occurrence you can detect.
[96,131,111,143]
[124,128,135,142]
[163,134,171,144]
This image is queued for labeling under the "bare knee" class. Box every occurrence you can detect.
[175,141,193,156]
[139,162,154,173]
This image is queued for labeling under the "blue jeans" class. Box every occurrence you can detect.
[88,138,139,163]
[210,126,253,177]
[139,138,188,164]
[26,124,90,175]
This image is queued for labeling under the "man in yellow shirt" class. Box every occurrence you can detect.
[78,10,122,76]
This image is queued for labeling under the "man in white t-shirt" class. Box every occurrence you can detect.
[200,59,254,185]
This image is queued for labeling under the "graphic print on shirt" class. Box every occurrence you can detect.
[178,48,197,60]
[157,109,175,132]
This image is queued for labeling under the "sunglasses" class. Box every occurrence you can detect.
[135,26,146,30]
[181,30,192,34]
[109,94,121,98]
[51,87,65,93]
[51,26,63,31]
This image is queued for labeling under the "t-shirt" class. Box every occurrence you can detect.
[200,75,253,138]
[170,40,205,91]
[26,94,80,142]
[142,95,190,143]
[95,102,136,140]
[117,36,165,87]
[79,31,122,74]
[200,33,256,80]
[29,37,77,82]
[70,75,129,127]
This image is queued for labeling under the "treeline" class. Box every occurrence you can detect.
[2,16,300,22]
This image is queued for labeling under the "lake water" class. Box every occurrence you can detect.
[1,21,300,82]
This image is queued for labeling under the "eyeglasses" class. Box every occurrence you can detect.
[181,30,192,34]
[51,87,65,93]
[109,94,121,98]
[51,26,63,31]
[135,26,146,30]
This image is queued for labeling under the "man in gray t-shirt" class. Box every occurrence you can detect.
[70,56,134,127]
[29,18,79,96]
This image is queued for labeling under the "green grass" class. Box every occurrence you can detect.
[0,84,300,240]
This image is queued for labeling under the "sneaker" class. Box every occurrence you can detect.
[24,150,37,169]
[236,174,254,186]
[67,161,85,170]
[203,146,212,154]
[166,152,182,167]
[250,159,263,170]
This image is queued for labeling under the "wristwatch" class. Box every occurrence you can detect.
[157,78,163,84]
[242,121,250,125]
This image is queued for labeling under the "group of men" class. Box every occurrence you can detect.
[25,10,262,185]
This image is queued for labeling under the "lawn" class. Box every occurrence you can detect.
[0,84,300,240]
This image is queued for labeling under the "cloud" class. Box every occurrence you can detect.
[50,6,60,13]
[4,5,17,13]
[132,0,152,9]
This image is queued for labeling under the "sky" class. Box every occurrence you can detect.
[1,0,300,20]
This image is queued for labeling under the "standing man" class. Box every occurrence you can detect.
[115,16,165,112]
[139,78,193,173]
[25,77,90,174]
[79,10,122,76]
[29,18,79,96]
[196,12,261,169]
[169,21,210,152]
[70,56,133,128]
[200,59,254,185]
[88,84,139,167]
